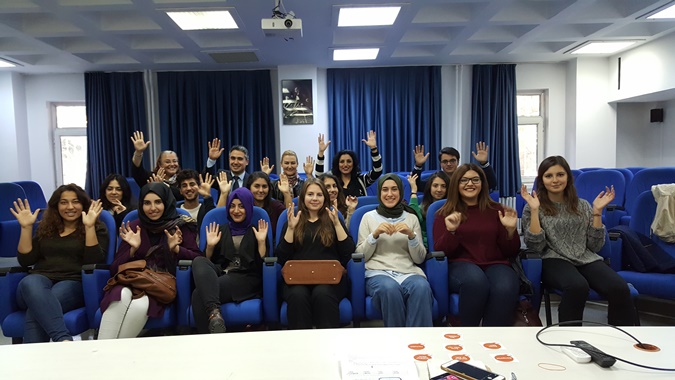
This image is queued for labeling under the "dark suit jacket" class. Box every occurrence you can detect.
[203,165,250,200]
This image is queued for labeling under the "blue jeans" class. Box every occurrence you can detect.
[16,274,84,343]
[448,261,519,326]
[366,273,433,327]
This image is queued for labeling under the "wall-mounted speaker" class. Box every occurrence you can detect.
[650,108,664,123]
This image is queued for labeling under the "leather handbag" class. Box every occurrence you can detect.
[281,260,346,285]
[104,259,177,304]
[513,299,542,327]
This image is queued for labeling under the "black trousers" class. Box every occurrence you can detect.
[543,258,637,326]
[282,277,349,330]
[191,256,237,334]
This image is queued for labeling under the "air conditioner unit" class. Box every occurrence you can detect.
[261,18,303,38]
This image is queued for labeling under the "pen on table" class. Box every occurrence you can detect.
[511,372,517,380]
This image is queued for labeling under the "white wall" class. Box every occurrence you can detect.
[616,100,675,167]
[515,63,567,159]
[275,65,328,172]
[24,74,85,196]
[0,73,27,182]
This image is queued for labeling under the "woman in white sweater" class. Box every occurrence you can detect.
[356,174,432,327]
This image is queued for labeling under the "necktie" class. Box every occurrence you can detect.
[232,175,240,190]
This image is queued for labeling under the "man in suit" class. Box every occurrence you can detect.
[204,138,251,190]
[411,141,498,192]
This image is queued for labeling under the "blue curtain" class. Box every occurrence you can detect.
[471,65,521,197]
[85,72,147,197]
[157,71,275,172]
[327,66,441,173]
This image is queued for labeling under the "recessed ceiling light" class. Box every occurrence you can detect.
[647,3,675,19]
[338,6,401,27]
[166,10,238,30]
[0,58,17,68]
[333,48,380,61]
[568,41,638,54]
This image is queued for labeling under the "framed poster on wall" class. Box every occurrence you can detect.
[281,79,313,125]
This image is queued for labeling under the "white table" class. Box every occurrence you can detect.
[1,327,674,379]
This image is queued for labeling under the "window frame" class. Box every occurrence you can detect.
[517,92,546,187]
[52,102,87,188]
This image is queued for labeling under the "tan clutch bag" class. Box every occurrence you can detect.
[281,260,346,285]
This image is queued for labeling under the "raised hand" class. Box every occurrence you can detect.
[373,222,395,239]
[318,133,331,155]
[520,184,540,211]
[10,198,39,228]
[165,228,183,253]
[130,131,151,153]
[304,155,315,178]
[345,195,358,213]
[119,222,142,249]
[286,203,301,230]
[592,185,616,212]
[82,199,103,228]
[278,174,290,194]
[208,138,225,160]
[260,157,274,175]
[110,198,127,214]
[147,171,163,184]
[198,173,215,198]
[393,222,413,238]
[362,130,377,150]
[407,173,419,194]
[252,219,269,242]
[444,211,462,232]
[413,145,430,167]
[498,207,518,230]
[471,141,490,164]
[217,172,232,195]
[326,206,340,225]
[205,221,221,248]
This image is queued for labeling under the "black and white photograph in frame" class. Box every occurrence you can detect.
[281,79,313,125]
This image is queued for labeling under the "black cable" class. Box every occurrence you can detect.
[536,320,675,371]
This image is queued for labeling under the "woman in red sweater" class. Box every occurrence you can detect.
[432,164,520,326]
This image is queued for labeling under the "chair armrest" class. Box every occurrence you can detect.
[0,267,29,322]
[263,257,280,323]
[81,265,112,327]
[348,253,365,322]
[175,260,193,327]
[422,251,449,318]
[607,232,623,271]
[82,263,110,273]
[521,257,542,313]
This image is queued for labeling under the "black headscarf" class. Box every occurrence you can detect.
[138,182,181,234]
[375,174,416,219]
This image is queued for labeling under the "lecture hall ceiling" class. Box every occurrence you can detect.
[1,0,675,74]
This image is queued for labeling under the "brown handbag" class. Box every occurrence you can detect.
[103,259,177,304]
[512,299,542,327]
[281,260,346,285]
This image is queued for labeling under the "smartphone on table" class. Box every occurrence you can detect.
[439,360,505,380]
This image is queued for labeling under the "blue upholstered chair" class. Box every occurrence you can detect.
[13,181,47,222]
[179,206,273,329]
[349,204,448,324]
[618,167,675,226]
[575,169,626,228]
[1,211,116,343]
[263,207,364,327]
[0,183,26,261]
[355,195,379,208]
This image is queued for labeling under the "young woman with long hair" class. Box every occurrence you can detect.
[99,173,135,230]
[407,172,450,248]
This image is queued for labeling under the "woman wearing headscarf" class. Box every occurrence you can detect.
[191,188,269,334]
[98,183,201,339]
[355,174,432,327]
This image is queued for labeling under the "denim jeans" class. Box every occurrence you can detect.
[366,273,433,327]
[16,274,84,343]
[448,261,519,326]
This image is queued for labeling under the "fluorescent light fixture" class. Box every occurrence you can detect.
[166,10,237,30]
[0,58,16,68]
[647,3,675,19]
[568,41,638,54]
[338,6,401,27]
[333,48,380,61]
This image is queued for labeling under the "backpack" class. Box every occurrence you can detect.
[651,184,675,243]
[610,225,675,274]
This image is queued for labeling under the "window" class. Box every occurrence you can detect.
[517,93,545,185]
[53,103,87,188]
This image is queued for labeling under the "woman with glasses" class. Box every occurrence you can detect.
[432,164,521,326]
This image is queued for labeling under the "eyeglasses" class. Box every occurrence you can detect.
[441,159,458,165]
[459,177,481,185]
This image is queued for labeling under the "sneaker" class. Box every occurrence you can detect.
[208,309,226,334]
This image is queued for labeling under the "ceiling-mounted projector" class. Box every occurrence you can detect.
[261,18,303,38]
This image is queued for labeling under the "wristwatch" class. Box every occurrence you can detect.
[408,232,416,240]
